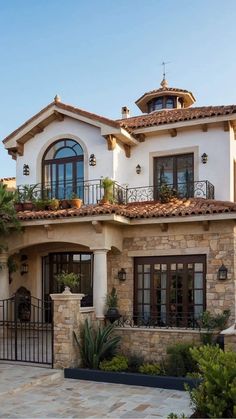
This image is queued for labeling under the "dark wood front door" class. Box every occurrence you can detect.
[134,255,206,326]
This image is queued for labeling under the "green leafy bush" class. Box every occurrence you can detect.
[127,354,144,372]
[73,319,120,369]
[165,343,198,377]
[100,355,128,372]
[139,363,162,375]
[187,345,236,418]
[198,310,230,345]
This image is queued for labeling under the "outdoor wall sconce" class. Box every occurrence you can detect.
[118,268,126,281]
[20,255,28,276]
[201,153,208,164]
[218,264,228,280]
[136,164,141,174]
[23,164,30,176]
[89,154,96,166]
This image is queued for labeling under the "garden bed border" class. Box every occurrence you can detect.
[64,368,199,391]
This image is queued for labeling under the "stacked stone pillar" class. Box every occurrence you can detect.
[0,252,9,300]
[50,290,84,369]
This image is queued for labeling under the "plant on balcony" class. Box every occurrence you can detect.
[48,198,60,211]
[197,309,230,345]
[34,198,49,211]
[159,183,177,203]
[73,318,121,369]
[55,270,80,292]
[105,287,120,323]
[13,190,23,211]
[69,193,83,209]
[101,177,114,204]
[21,184,38,210]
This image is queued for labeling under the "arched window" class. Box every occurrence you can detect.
[42,139,84,199]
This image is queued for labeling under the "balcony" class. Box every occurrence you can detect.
[16,179,215,208]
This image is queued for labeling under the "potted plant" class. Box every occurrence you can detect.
[70,193,83,209]
[55,271,80,293]
[101,177,114,204]
[48,198,60,211]
[13,190,23,211]
[105,287,120,323]
[21,184,38,210]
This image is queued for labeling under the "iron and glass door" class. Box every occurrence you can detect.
[154,153,194,198]
[42,139,84,199]
[43,252,93,321]
[134,255,206,327]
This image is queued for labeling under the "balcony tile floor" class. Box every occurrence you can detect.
[0,364,193,418]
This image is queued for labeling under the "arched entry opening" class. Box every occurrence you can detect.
[42,138,84,199]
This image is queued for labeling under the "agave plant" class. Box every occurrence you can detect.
[73,318,120,369]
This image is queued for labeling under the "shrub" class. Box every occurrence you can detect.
[198,310,230,345]
[165,343,198,377]
[73,319,121,369]
[139,363,162,376]
[127,354,144,372]
[100,355,128,372]
[187,345,236,418]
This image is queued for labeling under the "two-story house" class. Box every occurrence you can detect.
[2,77,236,335]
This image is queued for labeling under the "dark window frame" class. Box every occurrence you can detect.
[134,255,206,325]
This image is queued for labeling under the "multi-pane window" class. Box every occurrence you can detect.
[134,255,206,327]
[42,139,84,199]
[154,153,194,198]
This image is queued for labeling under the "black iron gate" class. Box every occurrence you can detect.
[0,294,53,366]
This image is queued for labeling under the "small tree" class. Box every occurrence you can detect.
[0,183,21,251]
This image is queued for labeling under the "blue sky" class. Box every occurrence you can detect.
[1,0,236,178]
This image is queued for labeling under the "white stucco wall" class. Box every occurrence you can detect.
[115,124,231,201]
[14,116,232,202]
[16,117,114,186]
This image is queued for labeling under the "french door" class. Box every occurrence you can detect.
[134,255,206,327]
[154,153,194,198]
[43,252,93,321]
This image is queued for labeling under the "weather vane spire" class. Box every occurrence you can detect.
[160,61,170,88]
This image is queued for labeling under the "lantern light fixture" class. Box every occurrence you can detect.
[23,164,30,176]
[201,153,208,164]
[20,255,28,276]
[118,268,126,281]
[89,154,96,166]
[136,164,141,174]
[218,264,228,280]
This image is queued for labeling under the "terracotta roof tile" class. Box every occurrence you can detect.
[117,105,236,131]
[16,198,236,222]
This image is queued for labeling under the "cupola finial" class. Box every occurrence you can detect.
[160,61,169,88]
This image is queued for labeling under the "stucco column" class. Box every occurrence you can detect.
[0,252,9,300]
[50,290,84,369]
[92,249,108,319]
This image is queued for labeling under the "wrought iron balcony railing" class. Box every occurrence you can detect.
[116,312,203,330]
[16,179,214,206]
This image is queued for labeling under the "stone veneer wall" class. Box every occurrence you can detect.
[114,328,201,362]
[107,221,235,322]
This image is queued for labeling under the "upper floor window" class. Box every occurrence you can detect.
[42,139,84,199]
[147,96,176,113]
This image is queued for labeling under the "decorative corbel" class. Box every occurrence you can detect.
[124,144,131,158]
[54,111,64,122]
[202,220,209,231]
[44,224,54,239]
[91,220,103,233]
[202,124,208,132]
[169,128,177,137]
[160,223,168,232]
[223,121,230,132]
[106,135,116,150]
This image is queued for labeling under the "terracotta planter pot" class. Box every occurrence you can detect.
[14,203,23,212]
[71,198,82,209]
[22,202,34,211]
[60,200,69,209]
